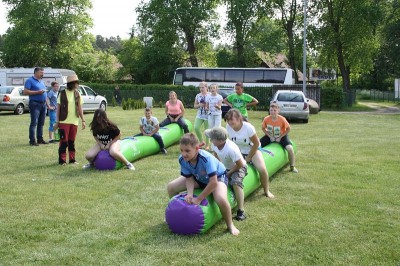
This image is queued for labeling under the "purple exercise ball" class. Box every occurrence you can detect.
[165,194,205,235]
[94,150,117,170]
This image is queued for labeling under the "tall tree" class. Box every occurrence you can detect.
[1,0,93,68]
[225,0,265,67]
[309,0,381,105]
[270,0,302,82]
[137,0,219,67]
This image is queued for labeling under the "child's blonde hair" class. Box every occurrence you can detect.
[179,133,199,147]
[199,81,208,89]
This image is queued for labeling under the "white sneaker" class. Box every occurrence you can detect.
[126,163,135,170]
[290,166,299,173]
[82,163,94,169]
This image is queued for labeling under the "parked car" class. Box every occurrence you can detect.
[0,86,29,115]
[59,85,107,112]
[270,90,309,123]
[219,87,235,118]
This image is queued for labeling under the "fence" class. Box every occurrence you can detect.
[356,89,400,103]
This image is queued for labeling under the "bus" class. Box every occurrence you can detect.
[172,67,295,87]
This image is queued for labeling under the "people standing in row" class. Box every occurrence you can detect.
[206,83,223,129]
[224,108,274,198]
[223,82,258,121]
[193,82,210,149]
[54,74,86,165]
[159,91,189,134]
[47,81,59,143]
[23,67,48,146]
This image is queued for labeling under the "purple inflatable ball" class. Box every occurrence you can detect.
[94,150,117,170]
[165,195,205,235]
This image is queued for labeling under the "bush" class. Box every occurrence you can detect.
[320,85,345,108]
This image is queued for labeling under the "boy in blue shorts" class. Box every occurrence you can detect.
[205,127,248,221]
[167,133,240,236]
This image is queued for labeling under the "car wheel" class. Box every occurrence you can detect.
[100,101,107,111]
[15,103,25,115]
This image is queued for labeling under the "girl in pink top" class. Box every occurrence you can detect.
[159,91,189,133]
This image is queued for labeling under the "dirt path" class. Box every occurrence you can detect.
[358,102,400,114]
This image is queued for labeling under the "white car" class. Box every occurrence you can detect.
[0,86,29,115]
[270,90,309,123]
[59,85,107,111]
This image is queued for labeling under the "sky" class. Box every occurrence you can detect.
[0,0,140,39]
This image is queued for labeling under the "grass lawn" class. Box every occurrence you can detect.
[0,107,399,265]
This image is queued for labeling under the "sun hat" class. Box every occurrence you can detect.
[66,74,80,83]
[204,127,228,141]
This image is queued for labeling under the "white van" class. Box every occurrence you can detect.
[0,67,71,87]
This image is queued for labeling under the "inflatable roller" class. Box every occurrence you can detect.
[94,119,193,170]
[165,141,297,234]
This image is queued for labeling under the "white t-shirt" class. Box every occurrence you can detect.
[140,116,159,134]
[211,139,246,170]
[206,94,223,115]
[226,121,258,155]
[195,93,209,120]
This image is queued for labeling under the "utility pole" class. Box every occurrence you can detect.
[303,0,308,96]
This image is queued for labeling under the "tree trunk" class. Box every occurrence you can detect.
[185,33,198,67]
[286,26,297,83]
[337,42,352,106]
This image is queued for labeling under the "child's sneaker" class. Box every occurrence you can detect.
[161,148,167,154]
[126,163,135,170]
[82,163,94,169]
[235,209,246,221]
[290,166,298,173]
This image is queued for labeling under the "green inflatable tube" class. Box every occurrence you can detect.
[95,119,193,170]
[165,141,297,234]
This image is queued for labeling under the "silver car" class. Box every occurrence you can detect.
[0,86,29,115]
[59,85,107,111]
[270,90,310,123]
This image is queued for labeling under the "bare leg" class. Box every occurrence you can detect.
[286,145,295,167]
[213,182,240,236]
[109,140,130,165]
[252,150,275,198]
[232,184,245,210]
[85,143,102,162]
[167,176,187,198]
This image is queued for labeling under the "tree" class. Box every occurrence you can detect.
[309,0,382,106]
[70,50,119,82]
[1,0,93,68]
[117,37,143,82]
[225,0,265,67]
[137,0,219,67]
[270,0,302,82]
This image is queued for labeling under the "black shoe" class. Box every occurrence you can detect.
[49,139,55,143]
[37,140,48,144]
[235,209,246,221]
[30,142,39,146]
[161,148,167,154]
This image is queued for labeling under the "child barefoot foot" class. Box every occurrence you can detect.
[228,224,240,236]
[265,190,275,199]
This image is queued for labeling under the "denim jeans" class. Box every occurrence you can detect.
[29,100,47,143]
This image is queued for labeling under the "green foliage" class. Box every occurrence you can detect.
[121,98,146,110]
[70,50,119,83]
[320,83,345,108]
[1,0,93,67]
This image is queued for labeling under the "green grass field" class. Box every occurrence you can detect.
[0,107,399,265]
